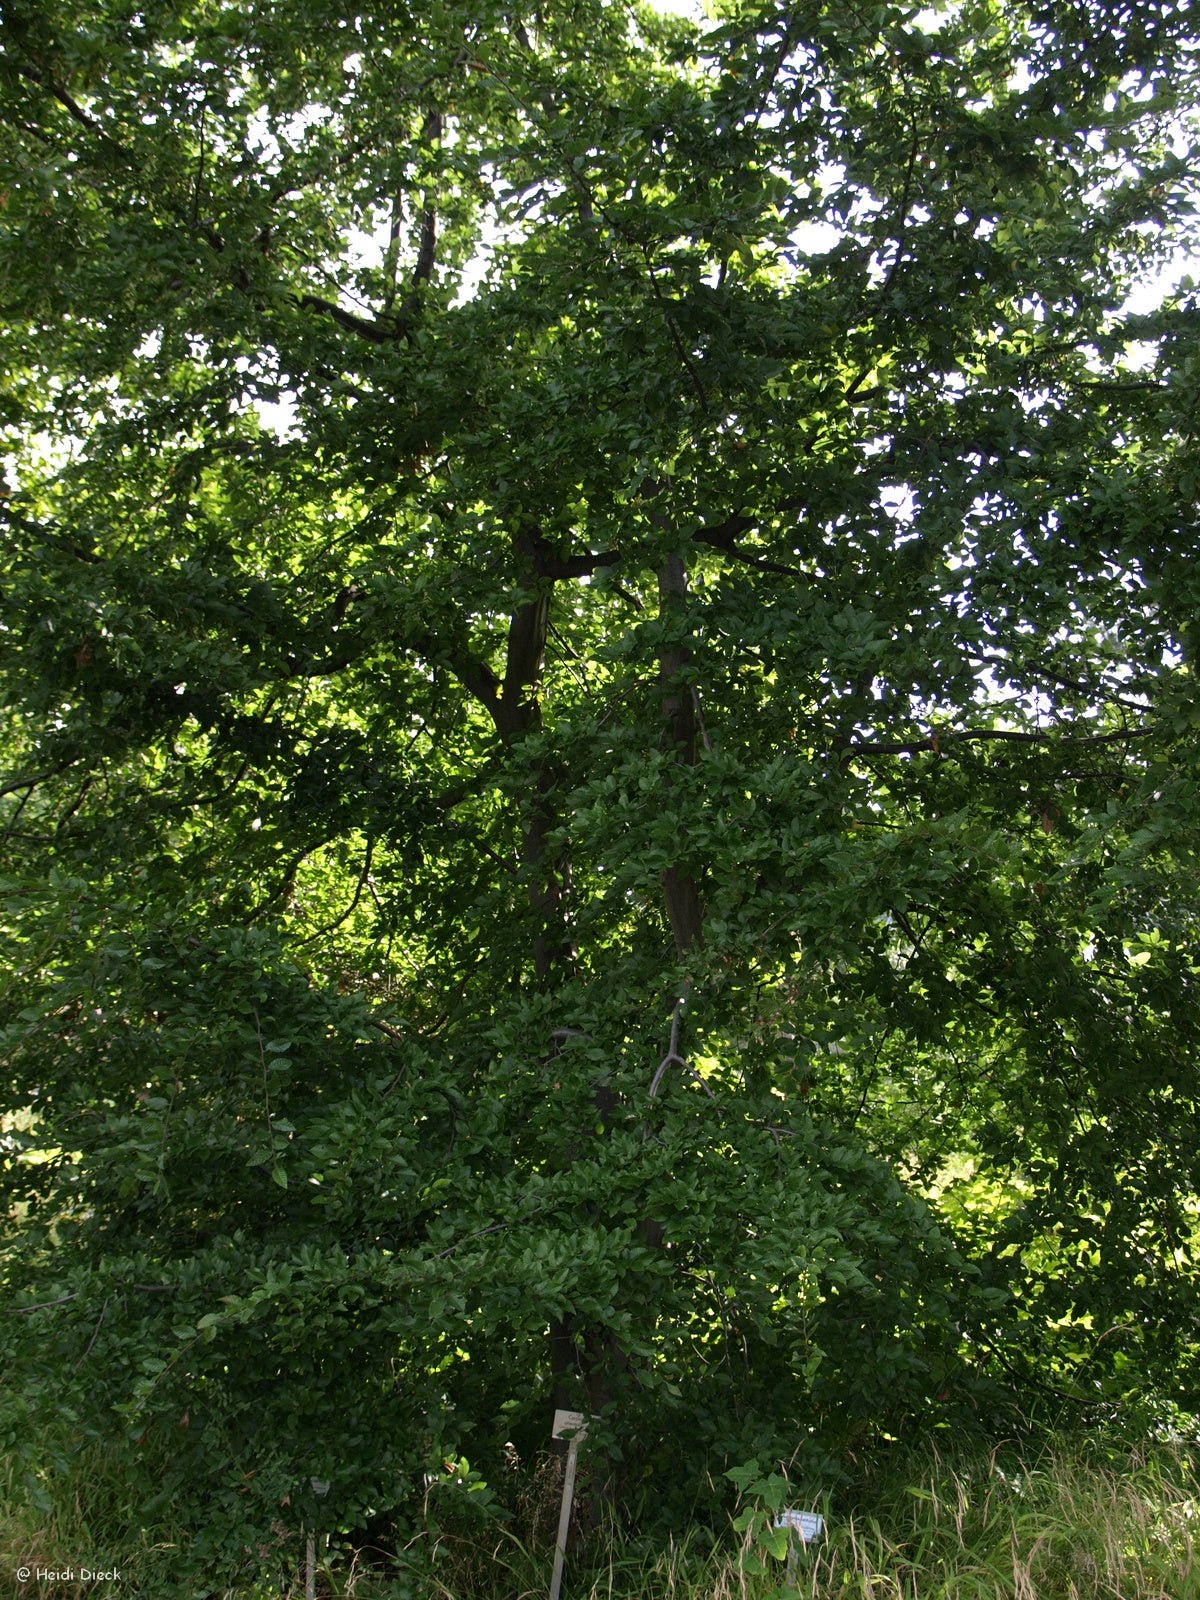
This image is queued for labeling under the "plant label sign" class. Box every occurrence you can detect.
[552,1408,589,1440]
[775,1509,824,1543]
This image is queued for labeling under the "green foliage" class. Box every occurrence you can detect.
[2,0,1200,1587]
[0,921,978,1585]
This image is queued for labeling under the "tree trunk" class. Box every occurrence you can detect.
[546,553,707,1527]
[657,553,704,956]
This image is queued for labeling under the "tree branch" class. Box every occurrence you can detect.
[72,1296,110,1372]
[409,112,441,297]
[13,1292,79,1314]
[690,498,813,577]
[7,59,128,156]
[692,523,809,577]
[846,725,1154,757]
[295,837,375,946]
[444,649,502,718]
[294,292,406,344]
[0,764,73,799]
[368,1016,407,1044]
[969,650,1154,714]
[536,546,622,579]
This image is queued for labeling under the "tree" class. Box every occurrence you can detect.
[2,0,1199,1585]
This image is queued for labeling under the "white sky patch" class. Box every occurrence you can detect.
[1123,253,1200,315]
[255,395,300,438]
[789,219,842,257]
[1121,339,1160,371]
[879,484,917,524]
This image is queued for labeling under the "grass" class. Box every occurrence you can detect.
[2,1431,1196,1598]
[781,1433,1199,1600]
[0,1441,181,1599]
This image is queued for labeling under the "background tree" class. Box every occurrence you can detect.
[2,0,1199,1587]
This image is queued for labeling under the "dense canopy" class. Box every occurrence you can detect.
[1,0,1199,1587]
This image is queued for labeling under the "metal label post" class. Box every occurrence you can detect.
[305,1473,330,1600]
[548,1409,589,1600]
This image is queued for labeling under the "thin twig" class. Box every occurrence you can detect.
[13,1292,79,1314]
[0,782,34,848]
[296,837,375,945]
[72,1297,110,1372]
[252,1004,275,1153]
[691,687,713,754]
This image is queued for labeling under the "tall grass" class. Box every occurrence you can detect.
[2,1432,1196,1598]
[779,1433,1199,1600]
[0,1443,180,1599]
[400,1434,1198,1600]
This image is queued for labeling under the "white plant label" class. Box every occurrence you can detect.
[775,1509,825,1543]
[552,1408,589,1440]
